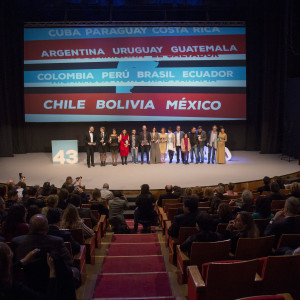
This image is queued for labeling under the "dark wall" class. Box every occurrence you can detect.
[24,121,247,152]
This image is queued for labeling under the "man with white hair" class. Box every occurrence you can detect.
[101,183,113,201]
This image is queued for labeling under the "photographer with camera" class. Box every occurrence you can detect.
[61,176,84,190]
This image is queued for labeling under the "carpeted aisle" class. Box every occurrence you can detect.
[93,233,175,300]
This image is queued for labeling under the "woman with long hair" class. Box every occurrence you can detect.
[41,195,59,217]
[98,126,108,166]
[150,127,161,164]
[2,204,29,242]
[119,129,130,165]
[225,211,259,253]
[215,126,227,164]
[159,127,167,163]
[252,196,274,219]
[61,204,94,239]
[109,128,119,166]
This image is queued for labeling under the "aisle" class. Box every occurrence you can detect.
[93,233,175,300]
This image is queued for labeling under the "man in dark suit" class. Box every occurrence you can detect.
[83,126,96,168]
[266,182,286,201]
[157,185,178,207]
[130,129,140,164]
[139,125,151,164]
[168,197,198,238]
[264,197,300,246]
[174,125,185,163]
[47,208,80,255]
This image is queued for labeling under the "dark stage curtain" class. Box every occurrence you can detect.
[0,0,294,157]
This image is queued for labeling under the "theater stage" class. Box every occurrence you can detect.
[1,151,299,190]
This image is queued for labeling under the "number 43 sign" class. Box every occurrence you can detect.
[51,140,78,164]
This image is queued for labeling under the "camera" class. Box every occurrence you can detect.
[76,176,82,181]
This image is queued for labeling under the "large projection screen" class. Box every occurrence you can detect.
[24,25,246,122]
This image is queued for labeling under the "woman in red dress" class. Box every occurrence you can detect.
[119,129,130,165]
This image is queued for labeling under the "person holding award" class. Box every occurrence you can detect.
[98,126,108,166]
[109,129,119,166]
[166,127,175,163]
[83,126,96,168]
[139,125,151,164]
[159,127,167,163]
[150,127,161,164]
[216,126,227,164]
[119,129,130,165]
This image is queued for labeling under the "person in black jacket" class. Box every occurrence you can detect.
[134,184,157,232]
[83,126,96,168]
[257,176,271,194]
[264,197,300,246]
[130,129,140,164]
[97,126,109,166]
[168,197,198,238]
[157,185,178,207]
[189,127,199,164]
[265,182,286,201]
[139,125,151,164]
[46,208,80,255]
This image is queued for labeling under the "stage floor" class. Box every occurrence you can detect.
[0,151,299,190]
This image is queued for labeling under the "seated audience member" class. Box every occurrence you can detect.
[252,196,274,219]
[41,181,51,197]
[180,213,224,256]
[57,188,69,210]
[173,186,183,199]
[16,181,26,199]
[108,191,129,233]
[266,182,286,201]
[213,203,234,229]
[0,185,6,200]
[22,189,30,205]
[91,188,104,202]
[0,197,8,224]
[231,189,254,213]
[49,184,58,195]
[287,182,300,198]
[1,204,29,242]
[89,189,109,217]
[68,194,98,227]
[0,242,58,300]
[209,186,225,214]
[225,211,259,253]
[224,182,238,196]
[257,176,271,194]
[168,197,198,238]
[183,187,193,198]
[11,214,77,297]
[61,204,95,239]
[25,187,38,208]
[26,205,40,223]
[41,195,59,217]
[100,183,114,201]
[7,180,16,191]
[191,186,204,202]
[203,187,214,202]
[157,185,178,207]
[134,184,157,232]
[61,176,76,189]
[47,208,80,255]
[264,197,300,246]
[273,176,285,189]
[73,186,88,204]
[5,189,19,209]
[34,185,46,208]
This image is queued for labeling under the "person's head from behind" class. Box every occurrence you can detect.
[26,205,40,223]
[214,186,224,198]
[41,182,51,196]
[284,197,300,217]
[183,187,192,197]
[103,183,109,190]
[165,185,173,193]
[0,186,6,199]
[0,242,13,286]
[273,176,284,187]
[113,190,123,198]
[270,182,280,193]
[234,211,258,237]
[66,185,75,194]
[61,204,80,228]
[228,182,235,191]
[192,186,203,199]
[263,176,271,186]
[22,189,30,200]
[28,187,37,198]
[241,189,254,207]
[140,184,150,194]
[204,187,214,199]
[49,185,57,195]
[58,188,69,202]
[47,208,62,226]
[217,203,232,221]
[255,196,272,218]
[7,189,18,201]
[290,182,300,196]
[29,214,48,235]
[183,197,198,215]
[2,204,27,237]
[68,194,81,208]
[46,195,58,208]
[196,213,213,232]
[16,181,26,189]
[92,188,101,201]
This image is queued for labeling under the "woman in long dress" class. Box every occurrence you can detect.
[166,127,175,163]
[181,133,191,164]
[150,127,161,164]
[119,129,130,165]
[109,128,119,166]
[216,126,227,164]
[159,127,167,163]
[98,126,108,166]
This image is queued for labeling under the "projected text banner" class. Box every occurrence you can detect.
[24,26,246,122]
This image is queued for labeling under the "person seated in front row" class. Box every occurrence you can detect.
[225,211,259,253]
[257,176,271,194]
[252,196,274,219]
[47,208,80,255]
[157,185,178,207]
[134,184,157,232]
[180,212,224,256]
[168,197,198,238]
[264,196,300,247]
[266,182,286,201]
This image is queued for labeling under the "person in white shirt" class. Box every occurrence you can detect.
[207,125,218,164]
[166,127,175,163]
[174,125,185,164]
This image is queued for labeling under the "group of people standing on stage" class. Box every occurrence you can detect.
[84,124,227,168]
